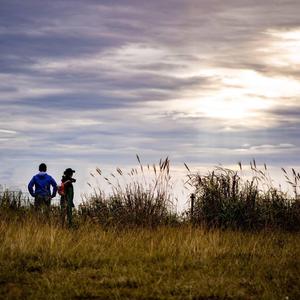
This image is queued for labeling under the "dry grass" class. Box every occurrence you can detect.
[0,159,299,298]
[186,160,300,230]
[80,157,177,227]
[1,158,299,230]
[0,218,299,299]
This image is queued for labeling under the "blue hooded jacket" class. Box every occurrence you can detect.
[28,172,57,198]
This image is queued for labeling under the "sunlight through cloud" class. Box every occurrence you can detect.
[261,28,300,67]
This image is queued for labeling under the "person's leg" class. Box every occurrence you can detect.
[67,202,73,228]
[34,195,42,210]
[60,197,67,227]
[42,196,51,219]
[34,195,44,222]
[45,196,51,207]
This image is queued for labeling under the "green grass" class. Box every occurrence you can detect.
[0,218,299,299]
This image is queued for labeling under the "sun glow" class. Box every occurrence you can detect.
[189,70,275,121]
[172,28,300,126]
[263,29,300,67]
[178,68,300,125]
[198,96,269,120]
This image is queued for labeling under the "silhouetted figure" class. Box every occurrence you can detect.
[60,168,76,227]
[28,163,57,211]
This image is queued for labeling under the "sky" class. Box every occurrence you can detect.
[0,0,300,207]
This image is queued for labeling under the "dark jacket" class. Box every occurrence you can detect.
[28,172,57,198]
[61,175,75,207]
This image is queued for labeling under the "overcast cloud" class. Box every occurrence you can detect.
[0,0,300,204]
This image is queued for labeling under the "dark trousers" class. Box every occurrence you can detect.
[34,195,51,208]
[34,195,51,219]
[60,196,73,227]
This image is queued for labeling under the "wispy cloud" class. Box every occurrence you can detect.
[0,0,300,202]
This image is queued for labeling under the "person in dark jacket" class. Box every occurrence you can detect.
[28,163,57,209]
[60,168,76,227]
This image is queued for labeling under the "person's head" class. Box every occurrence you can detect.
[39,163,47,172]
[64,168,75,177]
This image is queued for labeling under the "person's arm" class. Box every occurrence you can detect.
[28,176,36,197]
[50,177,58,198]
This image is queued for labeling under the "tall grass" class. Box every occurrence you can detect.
[1,158,299,230]
[79,156,177,227]
[0,190,30,209]
[185,160,300,230]
[0,190,67,227]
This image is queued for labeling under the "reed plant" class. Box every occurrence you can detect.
[0,190,30,210]
[1,159,299,230]
[79,156,176,227]
[185,160,300,230]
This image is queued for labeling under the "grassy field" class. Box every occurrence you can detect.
[0,218,299,300]
[1,159,299,299]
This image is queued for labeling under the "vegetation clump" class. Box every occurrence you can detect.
[186,160,300,230]
[79,156,176,227]
[1,158,299,230]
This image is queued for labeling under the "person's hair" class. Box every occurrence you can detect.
[39,163,47,172]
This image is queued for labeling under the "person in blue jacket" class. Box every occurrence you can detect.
[28,163,57,209]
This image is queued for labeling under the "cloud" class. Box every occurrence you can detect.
[1,0,300,204]
[0,129,17,135]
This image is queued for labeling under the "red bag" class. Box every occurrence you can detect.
[58,180,71,196]
[58,182,65,196]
